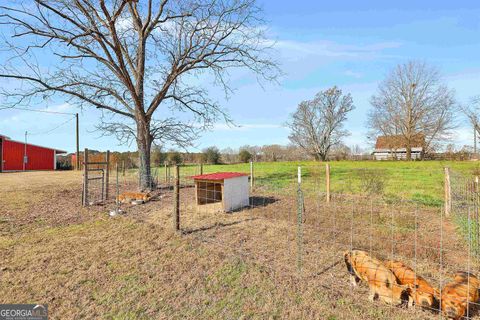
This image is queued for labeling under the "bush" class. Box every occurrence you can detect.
[151,146,166,167]
[56,161,73,170]
[357,169,388,195]
[202,146,221,164]
[238,149,252,163]
[167,152,183,165]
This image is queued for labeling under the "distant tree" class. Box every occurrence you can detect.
[261,144,284,161]
[202,146,221,164]
[239,149,252,163]
[239,145,262,161]
[461,96,480,154]
[168,152,183,165]
[221,147,238,163]
[151,145,166,167]
[330,144,351,160]
[368,61,456,160]
[287,86,355,161]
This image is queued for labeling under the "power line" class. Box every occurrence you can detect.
[0,106,76,115]
[28,115,77,136]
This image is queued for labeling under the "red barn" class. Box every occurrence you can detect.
[0,134,67,172]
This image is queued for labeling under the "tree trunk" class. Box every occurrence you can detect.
[406,143,412,161]
[315,153,327,161]
[137,119,153,191]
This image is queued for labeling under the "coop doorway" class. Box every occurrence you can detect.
[196,180,223,205]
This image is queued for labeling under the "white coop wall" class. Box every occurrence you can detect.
[223,176,249,212]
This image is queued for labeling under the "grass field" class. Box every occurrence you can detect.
[1,161,480,319]
[163,160,480,207]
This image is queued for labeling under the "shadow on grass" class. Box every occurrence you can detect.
[182,218,258,235]
[249,196,278,207]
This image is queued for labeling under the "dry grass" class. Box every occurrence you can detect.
[0,171,479,319]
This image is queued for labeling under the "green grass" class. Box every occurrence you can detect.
[455,213,480,257]
[157,160,480,207]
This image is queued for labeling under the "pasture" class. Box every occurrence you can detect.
[1,161,480,319]
[172,160,480,206]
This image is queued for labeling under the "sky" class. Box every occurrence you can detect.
[1,0,480,153]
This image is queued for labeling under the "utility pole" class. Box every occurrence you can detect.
[76,113,80,170]
[23,131,27,171]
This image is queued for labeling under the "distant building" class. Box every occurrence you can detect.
[0,134,66,172]
[373,134,425,160]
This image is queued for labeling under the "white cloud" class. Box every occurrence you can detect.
[40,103,74,113]
[274,39,403,60]
[344,70,363,79]
[212,123,284,131]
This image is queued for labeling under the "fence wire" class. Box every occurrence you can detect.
[88,162,480,319]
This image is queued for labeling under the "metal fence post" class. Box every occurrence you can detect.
[297,166,304,273]
[116,162,119,206]
[105,150,110,200]
[326,163,331,203]
[164,162,167,184]
[82,148,89,207]
[174,165,180,232]
[250,161,254,191]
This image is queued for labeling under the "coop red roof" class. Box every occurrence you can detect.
[191,172,249,180]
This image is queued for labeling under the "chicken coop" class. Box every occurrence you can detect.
[191,172,250,212]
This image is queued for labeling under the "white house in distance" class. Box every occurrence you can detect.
[191,172,250,212]
[373,135,424,160]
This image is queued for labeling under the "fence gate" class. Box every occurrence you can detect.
[82,148,110,206]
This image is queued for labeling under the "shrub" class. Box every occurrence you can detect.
[239,150,252,163]
[202,146,221,164]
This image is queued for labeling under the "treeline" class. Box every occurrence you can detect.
[57,143,373,170]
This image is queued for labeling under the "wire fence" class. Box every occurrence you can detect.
[451,170,480,259]
[84,161,480,319]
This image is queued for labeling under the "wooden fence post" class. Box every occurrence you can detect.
[164,162,168,183]
[444,167,451,217]
[250,161,254,191]
[168,165,171,184]
[326,163,331,203]
[82,148,89,206]
[200,163,203,175]
[173,165,180,232]
[105,150,110,200]
[116,162,119,206]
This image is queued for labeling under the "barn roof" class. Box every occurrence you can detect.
[375,134,425,149]
[1,133,67,154]
[191,172,248,180]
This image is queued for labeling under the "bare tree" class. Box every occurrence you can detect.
[0,0,279,189]
[368,61,456,160]
[286,86,354,161]
[461,96,480,154]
